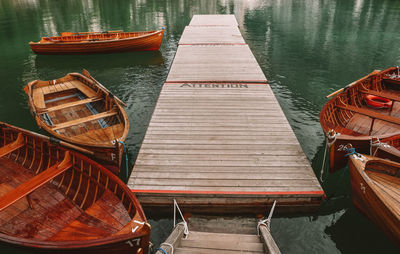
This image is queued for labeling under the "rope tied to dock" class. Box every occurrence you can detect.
[320,130,341,182]
[257,200,277,235]
[174,199,189,239]
[117,140,129,182]
[370,138,391,156]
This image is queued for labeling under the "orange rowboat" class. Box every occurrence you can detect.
[0,122,150,253]
[29,30,164,55]
[320,67,400,172]
[24,69,129,175]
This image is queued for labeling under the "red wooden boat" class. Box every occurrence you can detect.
[0,122,150,253]
[29,30,164,54]
[24,70,129,175]
[320,67,400,172]
[348,154,400,244]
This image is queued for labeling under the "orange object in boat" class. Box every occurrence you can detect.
[365,94,393,109]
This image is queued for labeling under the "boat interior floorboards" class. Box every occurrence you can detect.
[0,157,83,240]
[0,157,132,241]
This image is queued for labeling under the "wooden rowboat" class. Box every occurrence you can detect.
[0,122,150,253]
[320,67,400,172]
[24,69,129,175]
[29,30,164,54]
[348,154,400,244]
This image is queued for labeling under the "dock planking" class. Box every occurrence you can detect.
[128,14,324,214]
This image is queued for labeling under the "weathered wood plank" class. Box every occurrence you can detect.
[189,14,239,26]
[167,45,266,83]
[179,26,245,45]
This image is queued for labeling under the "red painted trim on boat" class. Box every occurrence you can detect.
[130,189,325,196]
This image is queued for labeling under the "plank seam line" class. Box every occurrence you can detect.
[131,189,325,196]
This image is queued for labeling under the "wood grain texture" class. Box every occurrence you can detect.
[128,84,323,212]
[189,15,239,26]
[179,26,245,45]
[166,45,267,83]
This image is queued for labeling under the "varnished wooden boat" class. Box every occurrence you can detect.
[29,30,164,54]
[24,69,128,175]
[348,154,400,244]
[320,67,400,172]
[0,122,150,253]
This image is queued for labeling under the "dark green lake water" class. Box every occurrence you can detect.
[0,0,399,253]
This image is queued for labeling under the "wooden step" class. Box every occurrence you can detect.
[187,231,261,243]
[175,247,263,254]
[180,238,264,252]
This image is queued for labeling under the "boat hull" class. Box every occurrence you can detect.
[0,122,150,253]
[320,67,400,172]
[30,30,164,55]
[24,71,129,175]
[349,156,400,244]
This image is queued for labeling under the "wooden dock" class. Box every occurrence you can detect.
[155,216,280,254]
[128,14,324,214]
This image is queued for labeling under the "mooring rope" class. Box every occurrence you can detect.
[320,130,340,182]
[117,140,129,181]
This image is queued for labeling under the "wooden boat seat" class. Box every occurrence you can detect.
[383,78,400,86]
[69,80,98,98]
[51,109,118,131]
[336,104,400,126]
[40,96,102,114]
[0,133,25,157]
[69,123,124,143]
[0,152,72,212]
[32,80,98,109]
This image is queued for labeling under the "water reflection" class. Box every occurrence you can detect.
[34,51,164,72]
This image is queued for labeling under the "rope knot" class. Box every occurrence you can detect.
[345,147,359,157]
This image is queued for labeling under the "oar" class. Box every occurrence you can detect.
[31,131,94,155]
[326,70,381,98]
[82,69,127,107]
